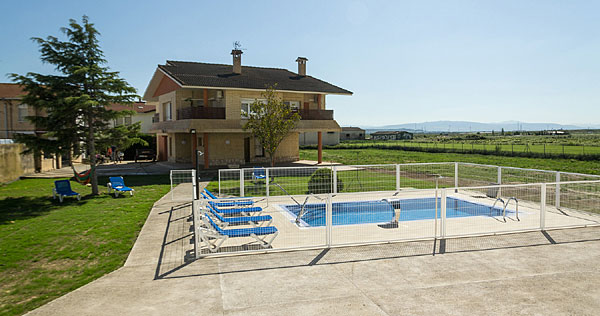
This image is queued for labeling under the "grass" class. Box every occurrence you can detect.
[0,175,170,316]
[300,148,600,175]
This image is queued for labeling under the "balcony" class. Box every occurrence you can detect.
[296,109,334,120]
[152,113,160,123]
[177,107,225,120]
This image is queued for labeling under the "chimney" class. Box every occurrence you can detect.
[296,57,308,76]
[231,49,243,74]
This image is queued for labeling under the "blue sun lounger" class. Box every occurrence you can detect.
[199,213,278,252]
[53,180,81,203]
[206,203,272,228]
[208,201,263,216]
[203,189,254,207]
[201,192,254,207]
[107,176,134,197]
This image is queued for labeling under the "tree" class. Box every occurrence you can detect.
[243,85,301,166]
[11,16,138,195]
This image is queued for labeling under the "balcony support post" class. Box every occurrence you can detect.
[318,131,323,164]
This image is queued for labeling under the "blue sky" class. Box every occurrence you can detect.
[1,0,599,127]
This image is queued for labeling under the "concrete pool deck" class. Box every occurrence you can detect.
[27,187,600,315]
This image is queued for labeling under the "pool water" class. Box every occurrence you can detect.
[282,197,509,227]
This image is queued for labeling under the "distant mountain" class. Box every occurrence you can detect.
[361,121,597,133]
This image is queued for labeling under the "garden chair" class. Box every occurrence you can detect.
[202,189,254,206]
[107,176,134,197]
[53,180,81,203]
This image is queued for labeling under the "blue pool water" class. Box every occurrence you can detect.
[282,197,508,227]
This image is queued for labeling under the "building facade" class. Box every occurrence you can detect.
[107,102,157,134]
[340,127,365,141]
[143,51,352,167]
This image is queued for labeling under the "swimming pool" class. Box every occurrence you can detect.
[282,197,511,227]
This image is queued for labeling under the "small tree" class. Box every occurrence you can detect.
[243,85,301,166]
[11,16,138,195]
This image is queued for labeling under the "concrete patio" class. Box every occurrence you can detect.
[26,187,600,315]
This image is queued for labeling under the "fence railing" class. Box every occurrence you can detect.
[170,169,197,201]
[192,179,600,258]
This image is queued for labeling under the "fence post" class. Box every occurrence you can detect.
[192,200,201,259]
[266,168,270,198]
[218,170,221,196]
[326,194,333,247]
[239,169,245,197]
[396,164,401,191]
[497,166,502,197]
[441,189,447,238]
[555,172,560,208]
[454,162,458,192]
[170,170,174,201]
[540,183,546,230]
[332,165,338,194]
[192,170,197,200]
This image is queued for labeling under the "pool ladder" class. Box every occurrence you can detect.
[490,197,519,222]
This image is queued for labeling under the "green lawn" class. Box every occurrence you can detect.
[0,176,170,316]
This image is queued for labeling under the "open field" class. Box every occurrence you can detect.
[300,148,600,175]
[317,132,600,159]
[0,176,170,316]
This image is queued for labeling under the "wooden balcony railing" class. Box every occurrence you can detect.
[177,107,226,120]
[295,109,334,120]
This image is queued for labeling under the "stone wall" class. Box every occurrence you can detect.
[0,144,35,183]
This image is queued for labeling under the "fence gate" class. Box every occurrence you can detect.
[170,170,197,201]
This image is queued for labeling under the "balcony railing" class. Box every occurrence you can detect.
[295,109,334,120]
[177,107,225,120]
[152,113,160,123]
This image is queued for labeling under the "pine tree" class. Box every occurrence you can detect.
[11,16,140,195]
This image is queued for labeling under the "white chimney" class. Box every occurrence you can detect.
[296,57,308,76]
[232,49,243,74]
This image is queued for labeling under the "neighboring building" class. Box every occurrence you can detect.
[0,83,60,171]
[370,131,414,140]
[340,127,365,141]
[107,102,157,134]
[0,83,41,139]
[143,50,352,167]
[299,131,339,146]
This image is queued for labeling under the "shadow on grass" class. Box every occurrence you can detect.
[0,196,89,225]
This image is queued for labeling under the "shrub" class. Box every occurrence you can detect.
[307,168,344,194]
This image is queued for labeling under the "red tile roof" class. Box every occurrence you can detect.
[0,83,25,99]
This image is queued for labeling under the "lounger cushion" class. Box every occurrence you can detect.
[221,226,278,237]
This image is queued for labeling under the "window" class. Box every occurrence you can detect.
[124,116,132,125]
[254,137,264,157]
[163,102,172,121]
[168,136,172,156]
[18,104,28,122]
[114,117,124,126]
[241,99,265,118]
[284,101,300,110]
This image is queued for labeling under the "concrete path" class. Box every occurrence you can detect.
[27,187,600,315]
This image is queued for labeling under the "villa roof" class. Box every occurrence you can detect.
[151,60,353,96]
[342,126,365,131]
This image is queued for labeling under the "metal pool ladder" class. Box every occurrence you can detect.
[490,197,519,222]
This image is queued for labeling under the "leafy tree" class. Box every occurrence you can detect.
[243,85,301,166]
[11,16,138,195]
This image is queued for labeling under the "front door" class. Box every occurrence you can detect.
[244,137,250,163]
[159,136,168,161]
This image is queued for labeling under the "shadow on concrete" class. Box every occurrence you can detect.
[155,227,600,280]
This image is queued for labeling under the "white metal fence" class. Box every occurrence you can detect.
[184,163,600,258]
[170,170,197,201]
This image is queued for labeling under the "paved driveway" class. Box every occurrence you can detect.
[27,190,600,315]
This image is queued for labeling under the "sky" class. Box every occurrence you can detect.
[1,0,599,127]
